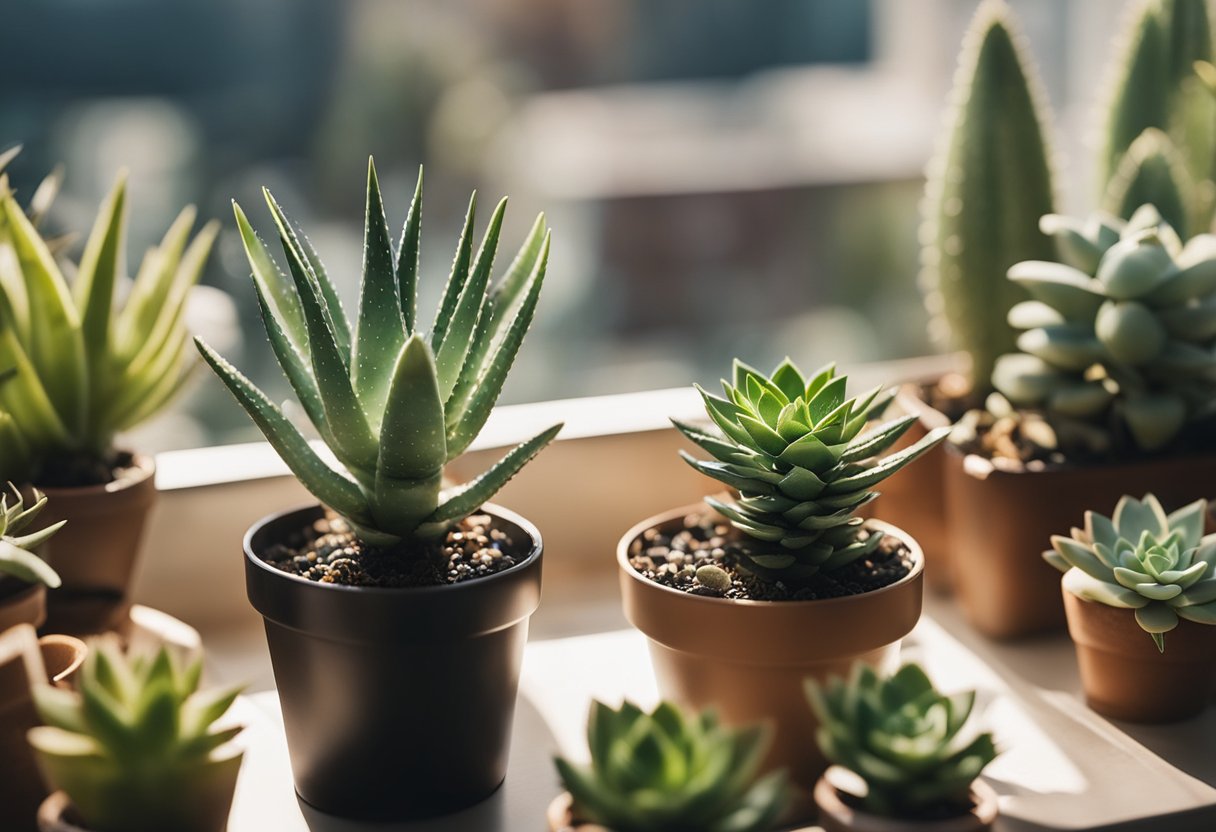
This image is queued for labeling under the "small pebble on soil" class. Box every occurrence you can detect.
[261,513,520,587]
[629,511,912,601]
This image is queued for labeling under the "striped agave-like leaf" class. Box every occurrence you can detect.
[197,159,561,545]
[0,149,215,482]
[675,359,949,580]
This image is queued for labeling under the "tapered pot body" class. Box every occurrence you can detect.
[618,506,923,792]
[944,448,1216,639]
[245,503,543,821]
[1,632,87,832]
[31,454,157,636]
[813,772,998,832]
[0,580,47,633]
[1063,590,1216,722]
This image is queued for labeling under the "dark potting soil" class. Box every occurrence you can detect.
[628,511,912,601]
[34,449,137,488]
[261,513,522,588]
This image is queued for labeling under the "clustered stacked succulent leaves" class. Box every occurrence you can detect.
[554,700,788,832]
[0,149,217,484]
[0,484,63,587]
[196,160,560,549]
[992,206,1216,454]
[28,643,244,832]
[676,360,949,580]
[806,663,998,818]
[1045,493,1216,652]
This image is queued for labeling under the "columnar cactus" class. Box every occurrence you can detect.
[992,205,1216,452]
[677,359,949,580]
[0,485,62,587]
[806,663,999,818]
[920,0,1056,394]
[1045,494,1216,652]
[553,700,788,832]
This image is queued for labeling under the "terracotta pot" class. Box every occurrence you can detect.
[30,453,157,636]
[544,792,818,832]
[245,503,543,821]
[813,770,998,832]
[0,580,47,633]
[0,627,87,832]
[863,383,954,593]
[618,506,923,795]
[944,447,1216,639]
[1062,589,1216,722]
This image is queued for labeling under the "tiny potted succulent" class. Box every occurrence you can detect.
[549,699,792,832]
[1045,493,1216,722]
[29,641,243,832]
[618,358,948,792]
[806,663,1000,832]
[0,152,217,634]
[196,160,560,820]
[946,205,1216,638]
[0,486,64,632]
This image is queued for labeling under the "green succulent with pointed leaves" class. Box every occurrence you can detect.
[0,484,63,587]
[676,360,950,581]
[993,205,1216,453]
[806,663,999,818]
[0,153,217,485]
[28,643,243,832]
[196,161,560,547]
[554,700,789,832]
[1045,493,1216,652]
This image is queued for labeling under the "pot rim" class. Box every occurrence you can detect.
[814,768,999,829]
[243,500,542,598]
[31,450,155,497]
[617,503,923,609]
[946,437,1216,479]
[894,380,955,431]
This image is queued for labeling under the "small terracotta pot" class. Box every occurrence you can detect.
[0,580,47,633]
[1062,589,1216,722]
[544,792,819,832]
[944,447,1216,639]
[31,453,157,636]
[618,506,923,795]
[0,628,87,832]
[813,770,998,832]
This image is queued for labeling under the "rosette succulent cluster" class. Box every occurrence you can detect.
[554,700,788,832]
[1045,493,1216,651]
[992,205,1216,453]
[806,663,999,818]
[28,643,244,832]
[676,359,950,580]
[0,484,62,587]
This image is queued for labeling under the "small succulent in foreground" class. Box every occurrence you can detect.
[806,663,999,818]
[554,700,788,832]
[993,205,1216,453]
[1045,493,1216,652]
[0,484,63,587]
[28,642,243,832]
[0,152,217,484]
[676,359,950,580]
[196,160,560,549]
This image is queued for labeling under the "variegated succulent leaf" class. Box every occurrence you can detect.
[1045,492,1216,651]
[806,663,998,818]
[679,359,949,580]
[198,159,561,547]
[554,699,789,832]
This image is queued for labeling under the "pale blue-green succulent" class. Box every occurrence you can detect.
[1045,493,1216,652]
[993,205,1216,452]
[196,161,560,547]
[0,485,63,587]
[554,700,789,832]
[807,663,999,818]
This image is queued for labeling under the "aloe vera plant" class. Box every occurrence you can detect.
[920,0,1056,394]
[196,160,560,547]
[1045,493,1216,651]
[0,485,63,587]
[0,154,217,484]
[676,359,950,580]
[28,642,243,832]
[553,700,789,832]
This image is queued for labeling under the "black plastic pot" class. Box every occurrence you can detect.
[244,503,543,821]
